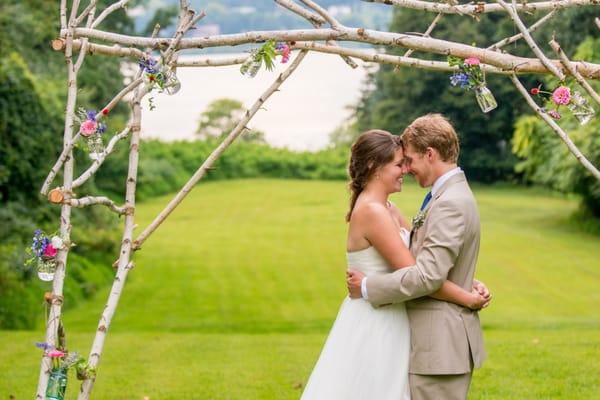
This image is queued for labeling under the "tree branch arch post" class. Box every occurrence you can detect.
[37,1,600,398]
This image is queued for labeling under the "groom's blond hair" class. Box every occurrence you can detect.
[401,113,460,163]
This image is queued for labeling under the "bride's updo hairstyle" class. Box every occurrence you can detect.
[346,130,402,222]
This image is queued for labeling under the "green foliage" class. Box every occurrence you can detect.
[0,0,138,329]
[512,37,600,218]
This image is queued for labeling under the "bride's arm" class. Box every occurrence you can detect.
[360,204,485,309]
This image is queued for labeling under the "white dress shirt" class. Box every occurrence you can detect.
[360,167,463,300]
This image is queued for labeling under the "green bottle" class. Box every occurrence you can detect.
[46,367,67,400]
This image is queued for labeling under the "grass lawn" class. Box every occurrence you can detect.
[1,179,599,399]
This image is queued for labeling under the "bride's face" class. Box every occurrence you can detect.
[375,148,407,194]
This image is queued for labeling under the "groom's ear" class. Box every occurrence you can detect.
[425,147,440,162]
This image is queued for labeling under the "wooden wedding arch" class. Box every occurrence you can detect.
[36,0,600,398]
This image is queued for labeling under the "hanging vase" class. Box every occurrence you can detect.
[161,68,181,95]
[240,51,261,78]
[45,367,67,400]
[568,91,595,125]
[36,257,57,281]
[474,85,497,113]
[87,133,104,161]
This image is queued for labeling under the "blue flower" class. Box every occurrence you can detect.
[450,73,470,88]
[86,110,97,121]
[97,122,107,134]
[139,57,159,74]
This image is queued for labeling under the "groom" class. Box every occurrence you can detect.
[347,113,490,400]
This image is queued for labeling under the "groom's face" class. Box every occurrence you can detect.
[403,144,433,188]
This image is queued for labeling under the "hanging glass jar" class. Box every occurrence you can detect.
[474,85,498,113]
[36,257,57,281]
[87,133,104,161]
[45,367,67,400]
[240,51,261,78]
[155,68,181,95]
[568,91,595,125]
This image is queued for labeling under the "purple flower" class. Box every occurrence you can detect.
[31,230,50,257]
[35,342,52,351]
[86,110,97,121]
[548,110,561,120]
[139,57,159,74]
[275,42,286,51]
[450,73,470,88]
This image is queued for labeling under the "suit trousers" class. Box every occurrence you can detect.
[409,371,473,400]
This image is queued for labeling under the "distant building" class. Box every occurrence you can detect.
[190,24,221,37]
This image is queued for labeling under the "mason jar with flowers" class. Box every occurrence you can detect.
[26,229,64,281]
[77,109,107,160]
[530,84,595,125]
[448,56,498,113]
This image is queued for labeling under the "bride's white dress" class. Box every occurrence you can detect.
[301,229,411,400]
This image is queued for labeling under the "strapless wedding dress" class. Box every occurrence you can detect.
[301,229,411,400]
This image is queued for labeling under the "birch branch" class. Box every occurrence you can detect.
[72,126,132,189]
[293,41,530,75]
[68,0,82,27]
[98,77,144,120]
[53,38,146,59]
[403,12,443,58]
[550,39,600,104]
[596,17,600,29]
[66,196,129,214]
[91,0,130,29]
[364,0,598,15]
[60,0,67,30]
[40,132,81,196]
[74,5,97,72]
[497,0,566,80]
[66,26,600,79]
[299,0,342,28]
[77,87,146,400]
[36,28,78,400]
[277,0,357,68]
[274,0,327,26]
[176,54,252,67]
[510,73,600,181]
[488,10,556,50]
[73,0,98,28]
[132,50,310,250]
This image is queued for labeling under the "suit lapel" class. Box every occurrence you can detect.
[409,172,466,251]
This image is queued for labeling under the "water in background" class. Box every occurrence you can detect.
[141,51,371,151]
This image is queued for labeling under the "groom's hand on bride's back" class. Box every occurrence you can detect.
[346,269,364,299]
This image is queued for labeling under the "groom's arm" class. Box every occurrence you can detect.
[365,200,465,306]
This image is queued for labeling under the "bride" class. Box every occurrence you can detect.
[300,130,486,400]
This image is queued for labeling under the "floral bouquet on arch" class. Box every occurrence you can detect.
[448,55,498,113]
[530,84,595,125]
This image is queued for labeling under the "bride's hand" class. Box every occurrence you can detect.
[467,289,489,310]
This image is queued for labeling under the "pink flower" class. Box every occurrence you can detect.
[552,86,571,105]
[48,350,65,358]
[43,243,57,258]
[464,57,480,66]
[548,110,561,120]
[80,119,97,137]
[280,46,290,64]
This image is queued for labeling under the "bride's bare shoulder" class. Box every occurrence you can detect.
[351,201,389,223]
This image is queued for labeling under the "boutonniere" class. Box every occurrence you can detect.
[412,209,428,230]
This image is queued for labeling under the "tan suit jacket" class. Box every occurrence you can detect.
[366,172,485,375]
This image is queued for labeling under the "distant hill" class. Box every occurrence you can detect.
[132,0,392,47]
